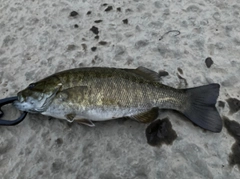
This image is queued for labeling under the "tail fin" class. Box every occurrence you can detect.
[183,83,222,132]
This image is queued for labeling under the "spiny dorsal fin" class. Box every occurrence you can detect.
[131,107,159,123]
[136,66,161,81]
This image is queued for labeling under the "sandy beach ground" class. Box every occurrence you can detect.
[1,0,240,178]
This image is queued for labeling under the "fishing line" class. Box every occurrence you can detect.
[159,30,181,41]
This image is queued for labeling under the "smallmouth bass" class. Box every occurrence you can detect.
[13,67,222,132]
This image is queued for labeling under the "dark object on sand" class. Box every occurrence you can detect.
[146,118,177,147]
[224,116,240,167]
[205,57,213,68]
[227,98,240,114]
[70,11,78,17]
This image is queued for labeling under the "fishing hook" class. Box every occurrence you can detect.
[0,96,28,126]
[159,30,181,41]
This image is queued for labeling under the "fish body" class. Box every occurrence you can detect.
[14,67,222,132]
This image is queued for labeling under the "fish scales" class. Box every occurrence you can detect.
[50,68,186,113]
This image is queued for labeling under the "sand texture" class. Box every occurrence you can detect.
[1,0,240,178]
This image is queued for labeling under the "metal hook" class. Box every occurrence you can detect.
[0,96,28,126]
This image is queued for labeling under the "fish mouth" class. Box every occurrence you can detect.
[13,100,28,112]
[13,100,44,113]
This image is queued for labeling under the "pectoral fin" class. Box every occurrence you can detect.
[131,107,159,123]
[75,119,95,127]
[65,113,76,123]
[59,86,88,101]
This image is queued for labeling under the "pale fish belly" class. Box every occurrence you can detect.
[41,106,146,122]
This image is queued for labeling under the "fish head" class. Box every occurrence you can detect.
[13,76,62,113]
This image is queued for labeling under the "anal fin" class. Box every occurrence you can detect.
[131,107,159,123]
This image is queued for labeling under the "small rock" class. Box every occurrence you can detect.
[117,7,121,12]
[90,26,99,35]
[91,47,97,52]
[105,6,113,12]
[205,57,213,68]
[94,20,102,23]
[122,19,128,24]
[74,24,79,28]
[99,41,107,45]
[87,11,91,15]
[70,11,78,17]
[55,138,63,146]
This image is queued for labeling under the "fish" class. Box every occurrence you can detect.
[13,66,222,132]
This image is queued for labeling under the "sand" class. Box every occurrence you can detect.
[0,0,240,178]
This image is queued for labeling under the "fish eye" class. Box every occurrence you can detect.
[28,83,36,89]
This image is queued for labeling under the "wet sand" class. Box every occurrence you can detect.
[0,0,240,178]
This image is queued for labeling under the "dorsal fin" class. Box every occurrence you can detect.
[124,66,161,82]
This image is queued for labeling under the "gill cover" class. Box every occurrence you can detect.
[14,75,62,113]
